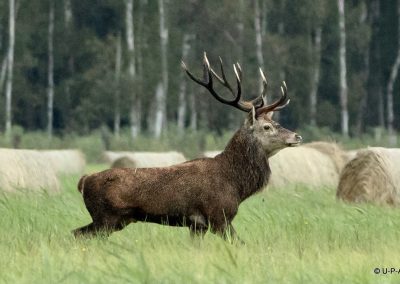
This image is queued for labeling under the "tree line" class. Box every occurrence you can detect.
[0,0,399,143]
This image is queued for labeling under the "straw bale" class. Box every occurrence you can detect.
[268,146,339,189]
[202,151,222,158]
[111,156,136,168]
[337,147,400,205]
[344,150,358,162]
[303,141,347,173]
[107,151,186,168]
[40,149,86,175]
[0,148,60,193]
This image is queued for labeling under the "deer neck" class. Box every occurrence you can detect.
[219,126,271,201]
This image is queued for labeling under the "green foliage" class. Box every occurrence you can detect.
[1,176,400,283]
[0,0,398,136]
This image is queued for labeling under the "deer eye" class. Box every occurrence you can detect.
[263,125,271,131]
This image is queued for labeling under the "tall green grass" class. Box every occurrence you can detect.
[1,173,400,283]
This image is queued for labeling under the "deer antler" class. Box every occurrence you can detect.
[182,53,289,114]
[181,53,264,112]
[255,81,290,116]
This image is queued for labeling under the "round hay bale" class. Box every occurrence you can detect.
[202,151,222,158]
[268,146,339,189]
[111,156,136,168]
[40,150,86,175]
[303,141,347,173]
[337,147,400,205]
[0,148,61,193]
[344,150,358,162]
[104,151,187,168]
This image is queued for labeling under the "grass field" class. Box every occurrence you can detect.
[1,166,400,283]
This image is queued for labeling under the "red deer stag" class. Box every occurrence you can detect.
[73,53,302,241]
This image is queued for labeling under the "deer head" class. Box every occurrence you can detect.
[182,53,302,157]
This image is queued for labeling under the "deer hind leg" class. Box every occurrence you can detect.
[73,222,96,238]
[210,219,243,244]
[189,214,208,238]
[73,215,130,238]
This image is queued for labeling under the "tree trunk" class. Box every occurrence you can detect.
[254,0,264,94]
[125,0,141,139]
[338,0,349,136]
[47,0,55,138]
[237,0,245,63]
[135,0,147,135]
[355,1,370,135]
[0,56,7,93]
[261,0,267,38]
[126,0,135,78]
[386,0,400,145]
[5,0,15,136]
[114,32,122,138]
[0,21,2,50]
[177,34,192,132]
[309,27,322,126]
[154,0,168,138]
[189,85,197,131]
[63,0,74,127]
[64,0,72,28]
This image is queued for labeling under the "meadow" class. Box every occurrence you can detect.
[1,164,400,284]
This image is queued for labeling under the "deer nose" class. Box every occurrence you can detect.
[295,134,302,142]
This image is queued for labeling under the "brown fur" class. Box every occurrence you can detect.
[77,175,88,194]
[73,118,299,240]
[73,54,301,240]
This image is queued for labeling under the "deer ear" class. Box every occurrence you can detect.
[266,111,274,119]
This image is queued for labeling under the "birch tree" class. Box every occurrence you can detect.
[0,22,5,93]
[386,0,400,145]
[189,86,197,131]
[237,0,245,63]
[64,0,72,28]
[5,0,15,135]
[0,55,7,94]
[63,0,73,123]
[254,0,264,94]
[338,0,349,136]
[309,27,322,126]
[177,34,192,132]
[47,0,55,138]
[355,1,370,135]
[134,0,147,136]
[154,0,168,138]
[114,33,122,138]
[125,0,141,139]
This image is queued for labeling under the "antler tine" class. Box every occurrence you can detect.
[232,64,242,103]
[259,68,268,106]
[255,80,290,115]
[183,53,249,107]
[183,54,286,113]
[259,67,268,105]
[181,60,207,87]
[209,57,234,93]
[243,68,268,109]
[235,63,243,81]
[273,83,290,110]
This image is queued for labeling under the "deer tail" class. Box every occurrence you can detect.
[77,175,88,195]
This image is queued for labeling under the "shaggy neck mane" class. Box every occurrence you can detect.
[218,125,270,201]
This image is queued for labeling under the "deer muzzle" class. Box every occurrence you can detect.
[286,133,302,147]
